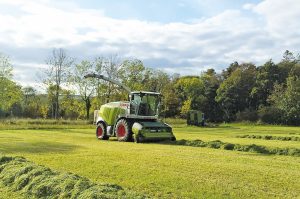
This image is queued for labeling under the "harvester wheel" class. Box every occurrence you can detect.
[115,119,133,142]
[96,123,109,140]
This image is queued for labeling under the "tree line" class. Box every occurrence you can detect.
[1,49,300,125]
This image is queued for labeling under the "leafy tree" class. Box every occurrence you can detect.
[175,76,205,117]
[216,63,256,121]
[0,54,22,116]
[22,86,41,118]
[0,78,22,115]
[268,76,300,125]
[221,61,239,80]
[60,90,84,119]
[200,69,223,122]
[277,50,298,84]
[251,60,279,108]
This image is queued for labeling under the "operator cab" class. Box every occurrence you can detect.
[129,91,161,116]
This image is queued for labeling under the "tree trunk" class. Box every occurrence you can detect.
[85,98,91,120]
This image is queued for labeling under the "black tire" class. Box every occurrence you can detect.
[96,122,109,140]
[135,134,144,143]
[114,119,133,142]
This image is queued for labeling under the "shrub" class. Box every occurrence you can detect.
[258,106,283,124]
[236,109,258,122]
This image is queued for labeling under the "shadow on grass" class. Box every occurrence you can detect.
[0,141,80,154]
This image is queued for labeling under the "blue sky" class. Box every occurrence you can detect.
[73,0,261,22]
[0,0,299,89]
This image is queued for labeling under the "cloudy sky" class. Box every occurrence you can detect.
[0,0,300,88]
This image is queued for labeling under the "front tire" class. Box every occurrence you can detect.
[115,119,133,142]
[96,123,109,140]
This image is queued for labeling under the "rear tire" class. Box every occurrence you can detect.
[115,119,133,142]
[96,123,109,140]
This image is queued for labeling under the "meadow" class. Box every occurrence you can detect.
[0,119,299,198]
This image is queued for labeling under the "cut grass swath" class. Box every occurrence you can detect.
[0,155,146,199]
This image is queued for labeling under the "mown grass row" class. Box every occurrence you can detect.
[0,155,145,199]
[165,139,300,156]
[237,134,300,141]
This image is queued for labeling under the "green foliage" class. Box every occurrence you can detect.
[0,77,23,114]
[200,69,223,122]
[175,76,205,117]
[60,90,85,119]
[236,109,258,122]
[257,106,283,124]
[251,60,279,107]
[268,76,300,125]
[216,63,256,121]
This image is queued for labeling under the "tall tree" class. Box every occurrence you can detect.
[268,76,300,125]
[277,50,298,84]
[95,55,123,103]
[0,53,13,79]
[120,59,145,91]
[22,86,41,118]
[71,60,96,120]
[216,63,256,121]
[43,49,73,119]
[0,53,22,116]
[200,69,223,122]
[251,60,279,108]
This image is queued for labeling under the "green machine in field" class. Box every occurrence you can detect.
[85,73,176,143]
[187,110,205,126]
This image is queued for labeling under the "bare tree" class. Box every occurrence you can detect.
[71,60,96,120]
[43,48,74,119]
[94,55,123,103]
[0,53,13,78]
[103,55,123,102]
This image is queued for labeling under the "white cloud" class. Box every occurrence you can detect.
[0,0,299,88]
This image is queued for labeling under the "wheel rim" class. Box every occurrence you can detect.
[97,126,103,138]
[117,124,126,137]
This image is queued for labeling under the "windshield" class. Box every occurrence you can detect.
[130,93,160,116]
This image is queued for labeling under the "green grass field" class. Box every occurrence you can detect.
[0,120,300,198]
